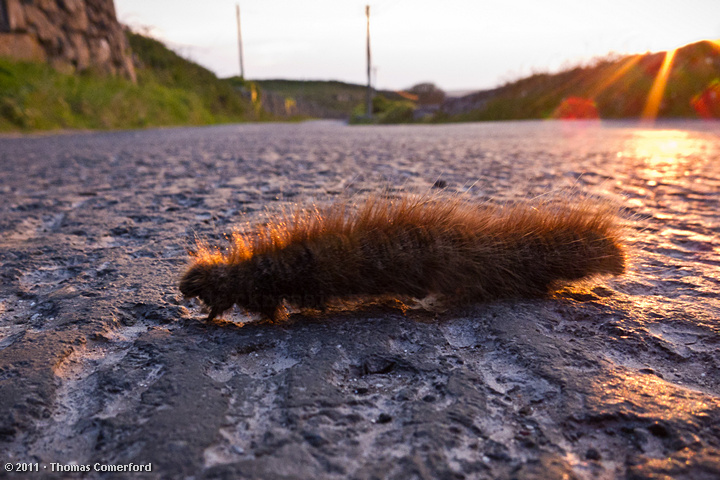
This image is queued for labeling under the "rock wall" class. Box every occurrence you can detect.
[0,0,135,82]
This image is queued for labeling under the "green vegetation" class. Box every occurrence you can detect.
[3,33,716,132]
[350,95,416,124]
[127,32,267,122]
[347,83,452,124]
[252,79,370,117]
[0,31,263,132]
[247,79,410,119]
[256,41,720,124]
[0,58,207,130]
[442,40,720,122]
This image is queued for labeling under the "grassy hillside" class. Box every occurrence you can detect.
[440,40,720,122]
[254,79,367,115]
[249,79,405,118]
[0,31,263,132]
[127,32,266,122]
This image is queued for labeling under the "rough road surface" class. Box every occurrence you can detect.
[1,120,719,479]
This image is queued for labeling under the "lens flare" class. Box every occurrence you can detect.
[588,55,642,99]
[641,49,677,123]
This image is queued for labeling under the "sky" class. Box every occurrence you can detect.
[115,0,720,93]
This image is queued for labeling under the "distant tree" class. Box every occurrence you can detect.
[407,83,446,105]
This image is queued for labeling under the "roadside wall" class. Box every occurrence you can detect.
[0,0,135,82]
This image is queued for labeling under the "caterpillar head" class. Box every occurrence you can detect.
[179,263,235,320]
[179,263,210,299]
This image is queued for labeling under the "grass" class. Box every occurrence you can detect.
[0,58,210,130]
[128,32,269,122]
[0,31,264,132]
[5,33,716,131]
[441,40,720,122]
[248,79,407,118]
[349,95,416,124]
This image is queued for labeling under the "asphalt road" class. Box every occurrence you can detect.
[1,120,719,479]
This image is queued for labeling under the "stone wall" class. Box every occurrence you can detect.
[0,0,135,82]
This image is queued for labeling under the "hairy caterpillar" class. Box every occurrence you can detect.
[179,195,626,321]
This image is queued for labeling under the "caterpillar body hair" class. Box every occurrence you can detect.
[179,195,626,321]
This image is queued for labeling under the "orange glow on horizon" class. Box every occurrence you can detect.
[588,55,642,99]
[641,49,677,122]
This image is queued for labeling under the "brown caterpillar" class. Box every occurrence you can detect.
[179,195,626,321]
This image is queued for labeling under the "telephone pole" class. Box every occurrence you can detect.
[365,5,372,118]
[236,4,245,79]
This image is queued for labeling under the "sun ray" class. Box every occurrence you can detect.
[641,49,677,123]
[588,54,642,99]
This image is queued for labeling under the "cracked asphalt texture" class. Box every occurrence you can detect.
[1,120,719,479]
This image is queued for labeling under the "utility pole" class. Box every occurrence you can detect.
[236,3,245,79]
[365,5,372,118]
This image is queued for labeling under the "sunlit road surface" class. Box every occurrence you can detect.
[0,120,719,478]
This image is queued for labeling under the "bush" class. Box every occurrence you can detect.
[349,95,416,124]
[377,101,415,124]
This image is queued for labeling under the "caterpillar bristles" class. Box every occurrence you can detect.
[179,195,626,322]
